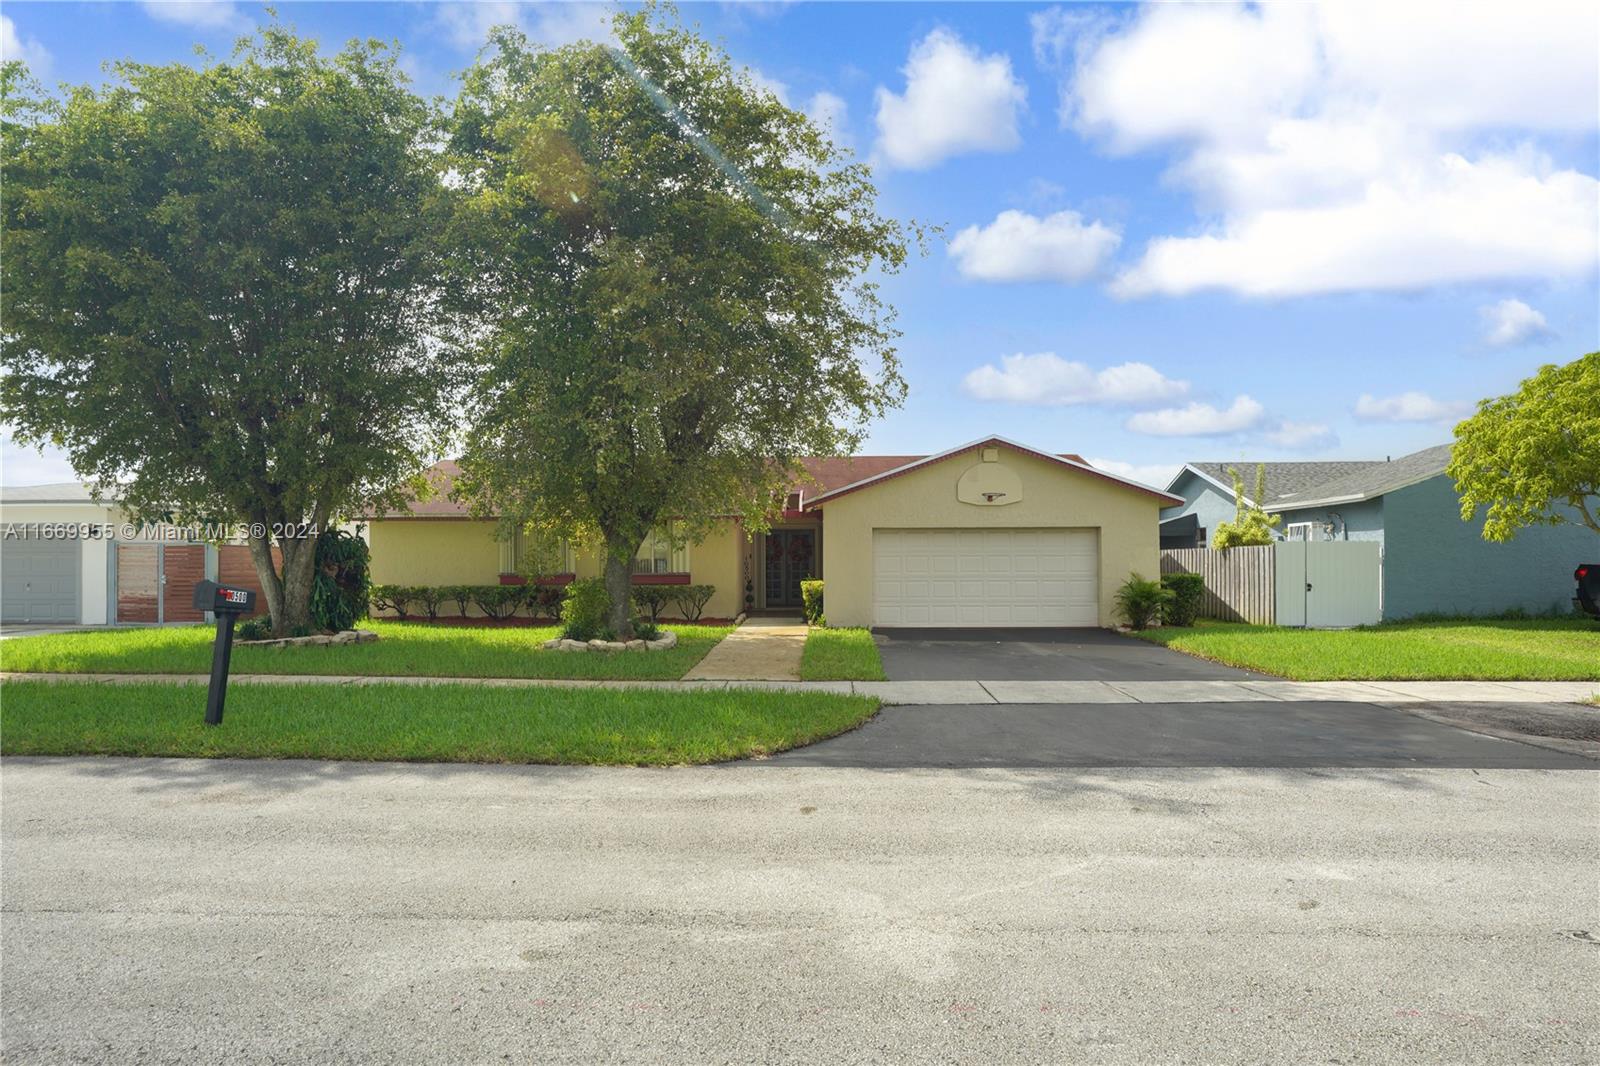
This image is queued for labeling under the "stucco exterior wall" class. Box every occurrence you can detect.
[1275,498,1385,544]
[1161,471,1236,543]
[1381,475,1595,618]
[368,519,503,586]
[816,446,1163,628]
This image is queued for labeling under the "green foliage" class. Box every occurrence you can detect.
[1211,465,1283,549]
[410,586,445,623]
[369,584,413,621]
[632,617,662,642]
[1160,573,1205,627]
[1114,573,1172,630]
[1450,352,1600,541]
[309,529,371,632]
[472,585,523,621]
[671,585,717,623]
[526,584,567,621]
[561,578,613,641]
[443,585,474,618]
[800,579,826,626]
[448,8,917,638]
[632,584,677,623]
[236,616,272,642]
[0,27,453,635]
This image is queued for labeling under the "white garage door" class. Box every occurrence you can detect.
[1,538,81,623]
[873,528,1098,627]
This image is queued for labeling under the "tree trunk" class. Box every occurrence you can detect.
[247,522,322,637]
[246,531,284,631]
[603,546,634,640]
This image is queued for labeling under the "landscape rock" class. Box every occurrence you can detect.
[559,639,590,652]
[625,640,646,651]
[237,629,379,649]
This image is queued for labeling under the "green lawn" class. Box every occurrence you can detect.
[0,620,732,680]
[1132,618,1600,680]
[799,626,886,681]
[0,680,878,765]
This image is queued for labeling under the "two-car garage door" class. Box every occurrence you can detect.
[873,528,1098,627]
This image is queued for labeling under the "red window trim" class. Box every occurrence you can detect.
[632,573,690,585]
[500,572,690,586]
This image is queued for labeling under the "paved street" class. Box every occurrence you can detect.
[3,753,1596,1064]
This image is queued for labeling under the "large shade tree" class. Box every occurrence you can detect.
[1449,352,1600,540]
[448,8,914,637]
[1,30,452,635]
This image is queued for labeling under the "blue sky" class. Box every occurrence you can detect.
[3,1,1597,488]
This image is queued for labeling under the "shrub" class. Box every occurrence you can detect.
[412,585,446,622]
[527,583,566,621]
[632,616,661,641]
[1160,573,1205,627]
[443,584,474,618]
[671,584,716,622]
[1114,573,1172,630]
[369,583,413,621]
[310,528,370,632]
[473,585,523,620]
[561,577,612,641]
[236,615,272,641]
[800,579,825,626]
[1210,464,1282,549]
[632,584,676,622]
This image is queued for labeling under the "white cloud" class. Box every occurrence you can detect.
[1353,392,1470,423]
[962,354,1187,407]
[949,210,1121,283]
[1,14,52,72]
[435,2,614,51]
[1085,457,1181,491]
[1480,298,1554,348]
[1126,396,1267,437]
[873,28,1026,170]
[805,91,849,141]
[139,1,249,32]
[1060,1,1600,298]
[1263,419,1337,451]
[2,437,80,485]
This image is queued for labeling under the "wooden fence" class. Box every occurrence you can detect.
[1160,546,1276,624]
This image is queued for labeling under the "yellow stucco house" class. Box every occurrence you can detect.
[366,436,1180,628]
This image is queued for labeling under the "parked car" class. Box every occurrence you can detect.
[1575,564,1600,619]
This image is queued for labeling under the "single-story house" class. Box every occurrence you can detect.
[0,482,268,626]
[1161,444,1596,619]
[368,435,1181,628]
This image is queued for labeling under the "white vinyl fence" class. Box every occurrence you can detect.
[1161,542,1383,628]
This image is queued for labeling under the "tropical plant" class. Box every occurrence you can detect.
[1114,573,1172,630]
[800,579,825,626]
[1449,352,1600,540]
[1211,465,1283,549]
[1160,573,1205,627]
[560,578,612,642]
[308,529,371,632]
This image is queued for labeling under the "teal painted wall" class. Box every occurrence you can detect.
[1381,474,1595,618]
[1161,471,1237,544]
[1275,497,1385,544]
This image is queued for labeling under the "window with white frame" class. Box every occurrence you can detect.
[633,528,689,574]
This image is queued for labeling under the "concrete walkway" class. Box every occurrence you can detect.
[681,615,808,681]
[4,672,1596,705]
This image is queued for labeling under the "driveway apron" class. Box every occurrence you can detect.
[873,627,1262,681]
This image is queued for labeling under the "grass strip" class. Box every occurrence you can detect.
[0,680,878,766]
[799,627,887,681]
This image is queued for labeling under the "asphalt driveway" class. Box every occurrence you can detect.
[873,627,1261,681]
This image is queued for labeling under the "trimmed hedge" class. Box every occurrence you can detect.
[369,582,717,623]
[1160,573,1205,627]
[800,579,825,626]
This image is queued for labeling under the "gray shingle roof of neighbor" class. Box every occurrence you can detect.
[1262,443,1454,511]
[1183,461,1386,505]
[0,482,103,503]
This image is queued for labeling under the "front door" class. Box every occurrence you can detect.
[764,530,815,608]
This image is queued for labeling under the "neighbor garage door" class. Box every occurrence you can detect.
[1,538,81,623]
[872,528,1098,627]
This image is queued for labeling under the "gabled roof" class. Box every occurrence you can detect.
[1169,461,1386,507]
[804,435,1182,507]
[1264,443,1453,512]
[0,482,105,503]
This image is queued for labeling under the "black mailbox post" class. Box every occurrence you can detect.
[192,580,257,726]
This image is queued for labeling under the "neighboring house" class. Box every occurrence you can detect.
[1162,444,1596,619]
[1159,461,1383,549]
[367,436,1180,628]
[0,483,268,626]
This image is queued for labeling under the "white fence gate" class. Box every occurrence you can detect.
[1274,541,1381,628]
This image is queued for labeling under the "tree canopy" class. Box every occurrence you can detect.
[447,8,915,635]
[1,30,452,633]
[1449,352,1600,541]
